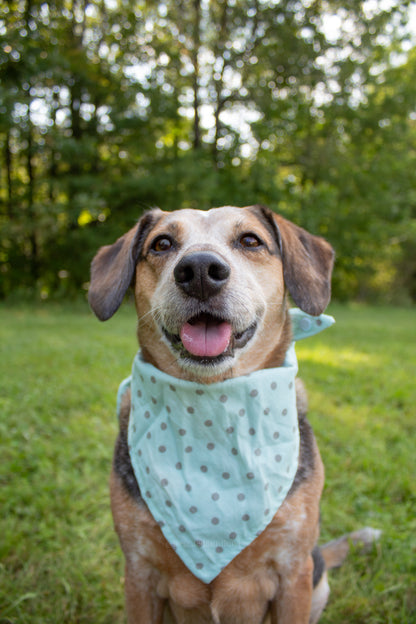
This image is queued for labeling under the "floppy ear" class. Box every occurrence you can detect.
[274,213,335,315]
[251,205,334,315]
[88,210,161,321]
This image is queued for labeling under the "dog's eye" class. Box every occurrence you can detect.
[151,236,173,253]
[239,234,263,249]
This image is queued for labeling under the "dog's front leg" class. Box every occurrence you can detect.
[270,556,313,624]
[124,561,165,624]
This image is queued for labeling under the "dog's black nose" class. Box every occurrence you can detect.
[174,252,231,300]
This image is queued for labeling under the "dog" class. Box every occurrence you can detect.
[88,204,379,624]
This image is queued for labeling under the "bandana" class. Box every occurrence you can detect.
[117,309,334,583]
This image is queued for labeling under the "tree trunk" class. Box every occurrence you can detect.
[26,99,39,283]
[192,0,201,150]
[4,130,13,218]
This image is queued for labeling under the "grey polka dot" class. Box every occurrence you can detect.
[264,508,270,516]
[138,449,142,457]
[264,408,270,415]
[166,405,171,413]
[317,318,322,326]
[195,540,203,547]
[271,382,277,390]
[179,525,186,533]
[250,389,258,397]
[220,394,228,403]
[179,428,186,436]
[278,485,283,493]
[144,411,150,419]
[231,447,238,456]
[166,500,172,507]
[229,532,237,540]
[161,422,167,430]
[207,442,215,450]
[145,490,151,498]
[146,432,151,439]
[161,478,168,487]
[189,506,197,514]
[237,493,245,501]
[196,563,203,570]
[211,517,219,525]
[200,465,208,473]
[226,426,234,434]
[289,382,293,389]
[264,483,270,491]
[176,462,182,470]
[242,514,250,521]
[170,543,177,551]
[222,472,230,480]
[216,546,223,553]
[204,419,213,427]
[137,390,142,397]
[145,466,150,474]
[212,492,220,501]
[151,396,157,404]
[275,454,282,462]
[249,427,256,435]
[239,409,246,416]
[254,448,261,456]
[185,483,192,492]
[169,384,176,392]
[273,431,280,440]
[185,446,193,453]
[247,472,255,480]
[282,408,288,416]
[157,520,165,528]
[150,376,156,384]
[196,389,204,395]
[158,445,166,453]
[187,406,195,414]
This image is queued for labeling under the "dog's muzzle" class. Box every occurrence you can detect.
[162,251,257,362]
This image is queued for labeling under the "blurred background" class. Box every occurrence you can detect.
[1,0,416,304]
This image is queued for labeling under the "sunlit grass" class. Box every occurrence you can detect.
[296,304,416,623]
[0,302,415,623]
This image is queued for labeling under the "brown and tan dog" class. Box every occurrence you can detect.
[89,205,378,624]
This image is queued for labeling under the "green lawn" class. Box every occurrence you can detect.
[0,302,415,623]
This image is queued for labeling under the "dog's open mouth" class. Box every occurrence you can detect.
[163,313,257,362]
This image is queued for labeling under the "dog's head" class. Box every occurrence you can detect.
[89,205,334,380]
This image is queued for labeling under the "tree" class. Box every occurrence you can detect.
[0,0,415,301]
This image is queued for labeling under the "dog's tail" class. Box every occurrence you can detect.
[320,527,382,570]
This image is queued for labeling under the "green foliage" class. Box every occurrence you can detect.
[0,302,415,622]
[0,1,416,301]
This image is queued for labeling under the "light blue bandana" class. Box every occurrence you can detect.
[117,309,334,583]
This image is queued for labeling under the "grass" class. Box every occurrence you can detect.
[0,301,415,623]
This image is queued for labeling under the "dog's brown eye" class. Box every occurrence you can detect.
[239,234,263,248]
[152,236,173,253]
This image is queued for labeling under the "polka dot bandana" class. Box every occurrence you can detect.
[118,309,334,583]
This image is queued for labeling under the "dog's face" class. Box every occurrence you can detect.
[89,205,334,381]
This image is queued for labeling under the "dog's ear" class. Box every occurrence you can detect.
[252,205,335,316]
[274,213,335,315]
[88,210,161,321]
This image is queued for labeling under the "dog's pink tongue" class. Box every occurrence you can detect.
[180,319,232,357]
